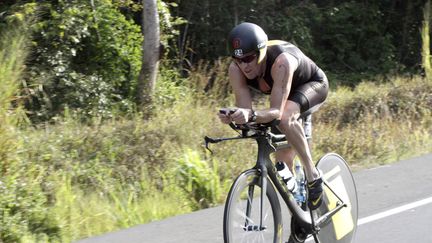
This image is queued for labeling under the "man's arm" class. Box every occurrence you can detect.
[269,53,298,118]
[252,53,298,123]
[217,62,252,124]
[228,62,252,109]
[221,55,298,124]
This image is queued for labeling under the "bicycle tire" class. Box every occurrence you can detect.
[223,169,283,243]
[315,153,359,243]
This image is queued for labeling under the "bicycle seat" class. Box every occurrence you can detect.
[299,103,322,120]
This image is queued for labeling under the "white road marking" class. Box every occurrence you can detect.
[305,197,432,242]
[358,196,432,226]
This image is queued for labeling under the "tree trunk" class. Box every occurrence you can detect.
[233,0,238,26]
[422,0,432,79]
[137,0,160,114]
[400,0,413,64]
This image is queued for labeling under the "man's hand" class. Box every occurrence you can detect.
[218,108,234,124]
[230,108,251,124]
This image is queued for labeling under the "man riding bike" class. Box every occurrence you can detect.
[217,22,329,210]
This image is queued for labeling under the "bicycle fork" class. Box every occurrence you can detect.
[259,165,268,231]
[243,165,268,232]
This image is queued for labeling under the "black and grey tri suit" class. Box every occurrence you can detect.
[246,40,329,113]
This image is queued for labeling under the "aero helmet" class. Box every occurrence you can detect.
[228,22,268,64]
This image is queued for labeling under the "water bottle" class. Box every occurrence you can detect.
[303,115,312,140]
[294,162,306,205]
[275,161,296,192]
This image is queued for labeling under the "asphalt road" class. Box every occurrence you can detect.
[76,153,432,243]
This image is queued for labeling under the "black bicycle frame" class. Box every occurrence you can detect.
[253,133,348,237]
[254,135,314,231]
[205,123,348,240]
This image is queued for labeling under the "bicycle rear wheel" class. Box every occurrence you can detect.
[223,169,282,243]
[315,153,358,243]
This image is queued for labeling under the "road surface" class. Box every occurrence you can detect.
[76,153,432,243]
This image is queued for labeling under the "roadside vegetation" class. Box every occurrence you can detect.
[0,1,431,242]
[2,28,431,241]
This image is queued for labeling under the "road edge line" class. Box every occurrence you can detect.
[358,196,432,226]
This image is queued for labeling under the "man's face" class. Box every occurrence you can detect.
[233,52,260,80]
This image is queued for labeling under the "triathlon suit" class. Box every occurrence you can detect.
[246,40,329,113]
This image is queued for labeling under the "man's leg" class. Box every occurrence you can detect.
[277,100,319,181]
[277,100,323,209]
[275,147,296,172]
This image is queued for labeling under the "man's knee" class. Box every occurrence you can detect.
[278,114,298,131]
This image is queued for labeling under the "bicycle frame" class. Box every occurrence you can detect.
[253,133,348,238]
[254,134,313,231]
[205,122,349,242]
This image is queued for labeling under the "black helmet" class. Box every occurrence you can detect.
[228,22,268,64]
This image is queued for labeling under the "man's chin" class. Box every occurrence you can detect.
[244,73,257,80]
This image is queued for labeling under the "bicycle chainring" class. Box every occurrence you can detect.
[289,217,308,243]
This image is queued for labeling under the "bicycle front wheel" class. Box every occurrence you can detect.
[223,169,282,243]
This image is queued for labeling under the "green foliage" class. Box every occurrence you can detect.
[175,149,222,209]
[313,76,432,167]
[316,2,397,76]
[316,76,432,125]
[0,166,61,243]
[157,0,186,53]
[45,171,192,242]
[6,0,142,121]
[172,0,427,84]
[0,17,60,243]
[1,73,431,241]
[1,1,432,242]
[153,64,189,110]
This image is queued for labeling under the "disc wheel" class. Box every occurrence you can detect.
[314,153,359,243]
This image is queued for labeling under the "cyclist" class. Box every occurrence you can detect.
[218,22,329,210]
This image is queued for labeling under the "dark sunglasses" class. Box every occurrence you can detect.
[233,54,257,64]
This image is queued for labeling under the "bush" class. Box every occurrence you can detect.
[313,76,432,167]
[0,16,60,243]
[175,149,222,209]
[316,76,432,126]
[6,1,142,121]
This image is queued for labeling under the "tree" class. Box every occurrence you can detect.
[421,0,432,79]
[137,0,160,113]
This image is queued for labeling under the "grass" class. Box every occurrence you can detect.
[48,172,192,242]
[1,15,431,243]
[3,77,432,243]
[313,76,432,169]
[16,76,429,242]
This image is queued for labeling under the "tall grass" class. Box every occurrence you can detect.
[4,76,432,242]
[31,75,430,242]
[0,18,63,243]
[313,76,432,169]
[1,15,432,243]
[0,16,27,165]
[47,171,192,242]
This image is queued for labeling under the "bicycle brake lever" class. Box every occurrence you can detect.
[204,136,221,154]
[205,136,221,143]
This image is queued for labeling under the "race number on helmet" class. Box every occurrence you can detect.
[228,22,268,64]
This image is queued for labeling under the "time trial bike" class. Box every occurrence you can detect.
[205,112,358,243]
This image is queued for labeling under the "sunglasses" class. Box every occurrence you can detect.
[233,53,257,64]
